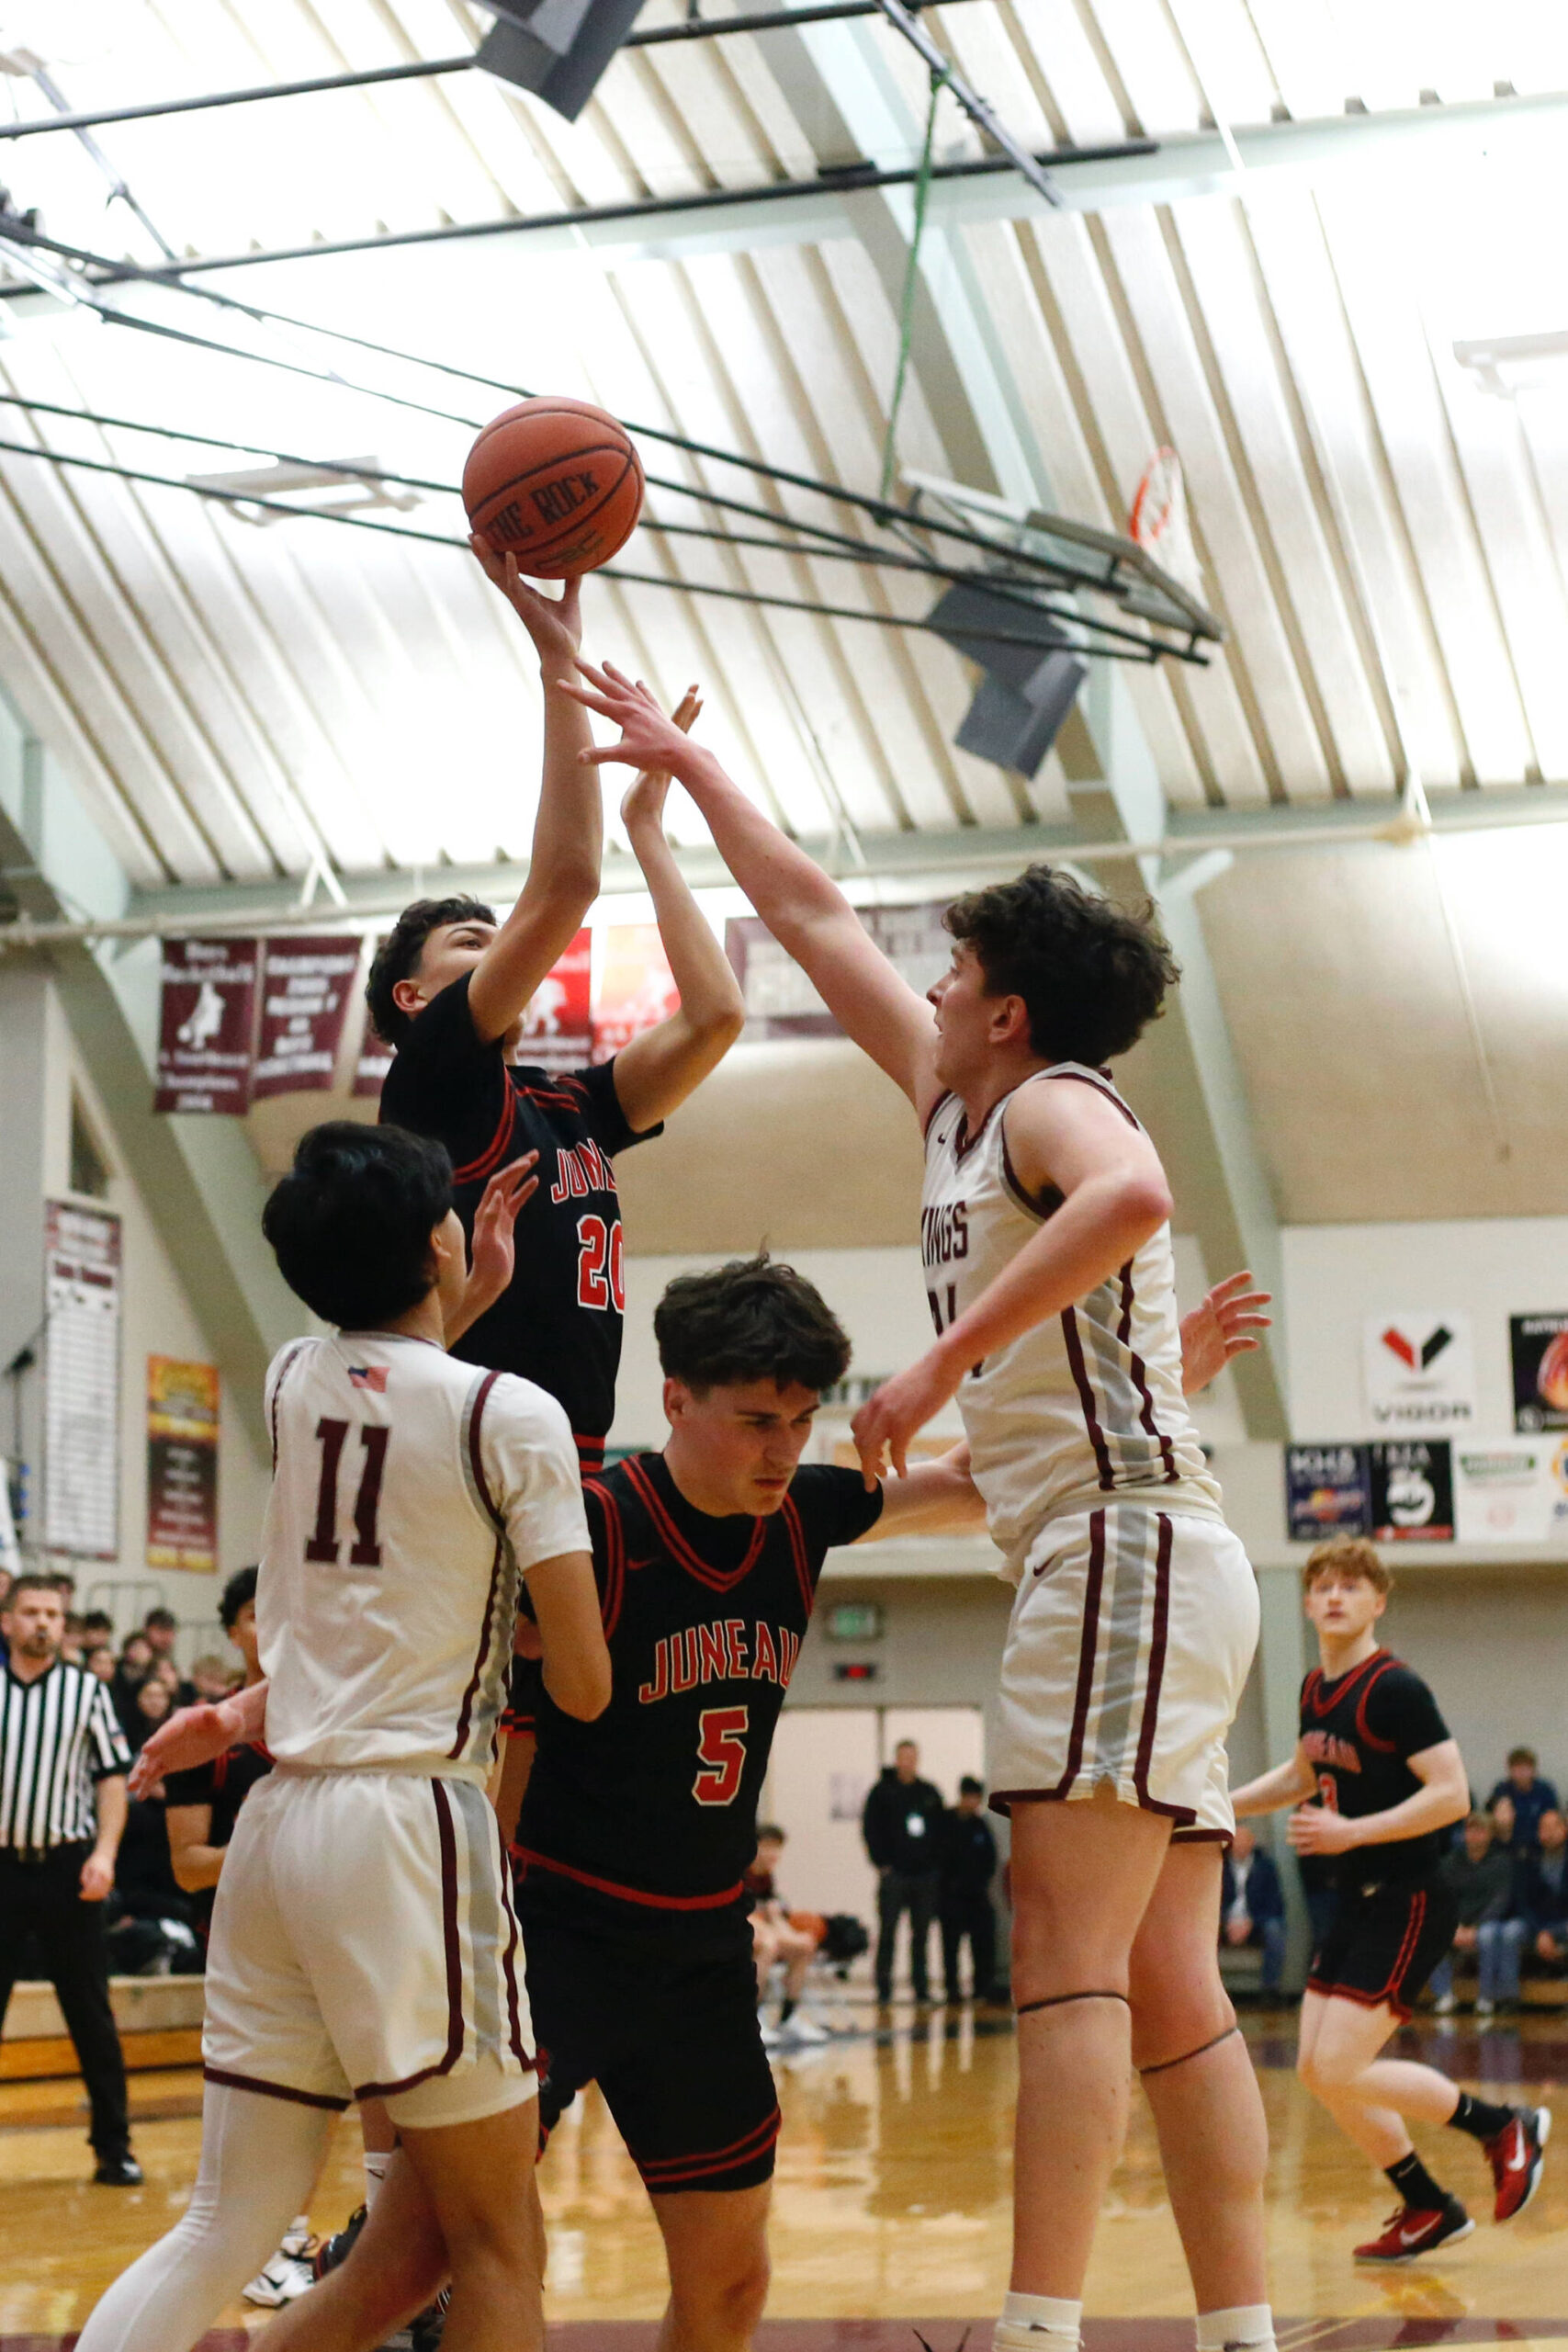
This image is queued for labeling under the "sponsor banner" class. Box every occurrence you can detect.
[353,936,395,1099]
[1286,1443,1371,1542]
[43,1204,121,1561]
[592,923,679,1063]
[1547,1438,1568,1536]
[518,929,592,1073]
[1369,1439,1453,1543]
[1453,1441,1553,1546]
[252,935,362,1099]
[727,901,953,1040]
[1509,1313,1568,1433]
[154,938,260,1114]
[146,1357,220,1573]
[1362,1313,1476,1432]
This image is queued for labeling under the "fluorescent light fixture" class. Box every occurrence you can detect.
[1452,330,1568,398]
[181,456,423,527]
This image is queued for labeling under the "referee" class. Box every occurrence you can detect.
[0,1573,141,2184]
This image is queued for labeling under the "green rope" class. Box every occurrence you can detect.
[879,66,949,501]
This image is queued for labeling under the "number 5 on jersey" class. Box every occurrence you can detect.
[694,1705,749,1805]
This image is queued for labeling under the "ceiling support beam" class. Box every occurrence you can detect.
[0,700,300,1455]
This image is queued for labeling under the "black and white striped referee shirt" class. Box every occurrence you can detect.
[0,1659,131,1854]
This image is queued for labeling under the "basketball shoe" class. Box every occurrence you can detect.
[1353,2198,1473,2263]
[1484,2106,1551,2222]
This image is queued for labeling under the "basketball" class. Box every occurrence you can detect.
[462,396,644,578]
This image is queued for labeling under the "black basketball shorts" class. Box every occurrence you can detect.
[519,1869,779,2195]
[1307,1875,1457,2024]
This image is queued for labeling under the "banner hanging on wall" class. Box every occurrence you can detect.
[1509,1313,1568,1432]
[517,928,592,1072]
[154,939,260,1114]
[146,1357,220,1573]
[43,1204,120,1562]
[252,936,362,1099]
[1452,1442,1553,1545]
[1362,1314,1476,1432]
[592,924,679,1063]
[1285,1443,1372,1542]
[1368,1439,1454,1542]
[726,901,953,1040]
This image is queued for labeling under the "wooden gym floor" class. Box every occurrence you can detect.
[1,2002,1563,2346]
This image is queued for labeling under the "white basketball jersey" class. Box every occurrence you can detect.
[922,1065,1222,1571]
[258,1332,589,1783]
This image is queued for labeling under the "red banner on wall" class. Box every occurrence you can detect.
[154,939,260,1114]
[252,936,362,1099]
[517,929,592,1072]
[592,925,679,1063]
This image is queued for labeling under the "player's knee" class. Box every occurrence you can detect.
[1011,1905,1129,1999]
[1128,1981,1230,2074]
[1296,2041,1358,2098]
[670,2228,770,2333]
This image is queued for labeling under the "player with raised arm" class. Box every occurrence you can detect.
[558,660,1278,2352]
[1232,1538,1549,2263]
[77,1124,607,2352]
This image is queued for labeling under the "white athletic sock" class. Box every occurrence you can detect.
[364,2149,394,2210]
[1197,2306,1276,2352]
[995,2290,1083,2352]
[73,2083,332,2352]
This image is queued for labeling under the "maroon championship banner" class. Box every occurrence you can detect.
[354,935,395,1099]
[726,901,952,1040]
[154,938,261,1114]
[252,935,363,1100]
[517,928,592,1072]
[592,923,679,1062]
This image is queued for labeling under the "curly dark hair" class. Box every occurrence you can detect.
[655,1253,852,1396]
[366,896,496,1046]
[220,1566,259,1630]
[262,1121,455,1329]
[945,864,1179,1066]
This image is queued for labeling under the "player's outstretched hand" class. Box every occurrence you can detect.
[1286,1803,1357,1857]
[130,1698,246,1796]
[457,1154,540,1340]
[561,659,699,776]
[469,537,582,661]
[1179,1270,1272,1396]
[620,685,701,838]
[851,1351,963,1489]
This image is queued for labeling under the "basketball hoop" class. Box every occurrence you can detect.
[1129,447,1204,605]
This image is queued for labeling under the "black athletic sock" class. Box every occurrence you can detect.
[1448,2089,1514,2142]
[779,1998,796,2025]
[1385,2151,1449,2211]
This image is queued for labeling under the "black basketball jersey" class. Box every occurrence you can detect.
[517,1453,883,1908]
[164,1737,274,1925]
[1298,1648,1450,1885]
[379,969,661,1465]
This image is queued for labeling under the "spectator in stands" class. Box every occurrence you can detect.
[126,1678,174,1756]
[1487,1747,1560,1856]
[1220,1823,1286,1998]
[1521,1807,1568,1979]
[939,1776,998,2003]
[83,1643,115,1685]
[0,1574,140,2184]
[164,1567,271,1932]
[107,1777,200,1979]
[142,1608,196,1708]
[61,1615,87,1666]
[188,1653,240,1702]
[1429,1810,1518,2016]
[745,1826,825,2047]
[81,1609,114,1645]
[110,1633,152,1734]
[863,1740,945,2004]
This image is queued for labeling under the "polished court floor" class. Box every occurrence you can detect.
[1,2003,1563,2345]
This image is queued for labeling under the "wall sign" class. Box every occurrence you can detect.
[1509,1314,1568,1433]
[592,924,679,1063]
[154,938,260,1114]
[1286,1444,1372,1541]
[726,900,953,1040]
[518,928,592,1072]
[1362,1314,1475,1431]
[252,936,361,1099]
[146,1357,220,1573]
[42,1203,120,1561]
[1368,1439,1453,1543]
[1453,1442,1552,1546]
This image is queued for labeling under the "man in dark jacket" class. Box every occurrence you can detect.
[863,1741,944,2002]
[1521,1807,1568,1978]
[1486,1748,1562,1857]
[939,1775,998,2002]
[1429,1811,1517,2013]
[1220,1824,1286,1996]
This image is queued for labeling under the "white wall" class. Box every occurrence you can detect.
[15,977,272,1638]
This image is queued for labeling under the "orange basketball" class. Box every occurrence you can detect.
[462,396,644,578]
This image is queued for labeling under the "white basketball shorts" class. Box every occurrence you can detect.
[202,1767,536,2125]
[989,1504,1259,1842]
